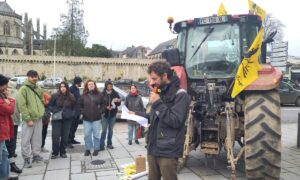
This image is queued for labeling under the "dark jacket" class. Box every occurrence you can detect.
[48,92,76,120]
[70,85,80,101]
[136,75,190,158]
[102,82,121,118]
[0,96,14,141]
[125,94,144,125]
[78,91,106,121]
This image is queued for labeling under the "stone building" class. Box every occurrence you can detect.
[148,38,177,59]
[0,0,47,55]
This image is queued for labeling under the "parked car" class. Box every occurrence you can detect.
[43,77,63,88]
[96,83,149,119]
[9,76,27,89]
[279,81,300,106]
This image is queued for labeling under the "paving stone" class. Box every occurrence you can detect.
[47,157,70,170]
[282,161,299,168]
[71,173,96,180]
[71,165,82,174]
[19,174,44,180]
[200,175,228,180]
[285,167,300,175]
[71,160,81,166]
[113,157,134,169]
[21,165,46,176]
[96,174,119,180]
[44,169,69,180]
[95,169,119,176]
[178,167,193,174]
[189,166,219,176]
[281,172,300,180]
[178,173,202,179]
[216,169,244,178]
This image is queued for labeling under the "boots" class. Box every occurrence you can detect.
[10,162,22,173]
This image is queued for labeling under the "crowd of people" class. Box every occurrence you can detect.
[0,61,190,180]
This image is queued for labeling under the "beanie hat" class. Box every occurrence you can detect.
[74,76,82,84]
[0,74,9,86]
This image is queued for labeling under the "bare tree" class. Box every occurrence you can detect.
[262,13,285,42]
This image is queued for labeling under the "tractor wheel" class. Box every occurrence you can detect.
[244,90,281,179]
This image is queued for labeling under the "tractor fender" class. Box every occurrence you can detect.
[171,66,188,90]
[245,64,282,91]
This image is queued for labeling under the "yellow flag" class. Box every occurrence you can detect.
[218,3,227,16]
[231,28,264,98]
[248,0,266,20]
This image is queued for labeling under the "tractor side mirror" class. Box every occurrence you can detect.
[162,48,181,66]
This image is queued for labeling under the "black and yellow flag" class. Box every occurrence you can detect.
[248,0,266,20]
[218,3,227,16]
[231,28,264,98]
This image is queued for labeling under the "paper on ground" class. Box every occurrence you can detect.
[121,105,148,127]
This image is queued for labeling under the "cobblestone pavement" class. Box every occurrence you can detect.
[8,122,300,180]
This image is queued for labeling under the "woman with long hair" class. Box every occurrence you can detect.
[125,84,145,145]
[78,80,106,156]
[48,82,76,159]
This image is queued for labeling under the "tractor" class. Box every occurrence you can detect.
[163,14,282,179]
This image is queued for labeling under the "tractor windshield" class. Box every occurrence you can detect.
[186,23,240,79]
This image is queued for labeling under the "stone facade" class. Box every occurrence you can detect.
[0,55,155,81]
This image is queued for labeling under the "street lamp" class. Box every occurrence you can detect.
[53,33,57,85]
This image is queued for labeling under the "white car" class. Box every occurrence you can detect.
[43,77,63,87]
[96,83,149,119]
[9,76,27,89]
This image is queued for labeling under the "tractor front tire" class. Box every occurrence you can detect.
[244,90,281,179]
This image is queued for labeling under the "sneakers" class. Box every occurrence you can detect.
[51,154,58,159]
[84,150,91,156]
[135,140,140,144]
[41,147,49,153]
[128,140,132,145]
[107,145,114,149]
[60,153,67,158]
[71,139,81,144]
[10,162,22,173]
[23,158,32,168]
[32,155,43,163]
[8,177,18,180]
[93,150,99,156]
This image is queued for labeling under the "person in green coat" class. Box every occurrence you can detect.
[17,70,45,168]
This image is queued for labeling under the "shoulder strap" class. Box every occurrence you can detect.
[25,85,43,102]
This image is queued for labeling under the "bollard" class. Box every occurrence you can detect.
[298,113,300,148]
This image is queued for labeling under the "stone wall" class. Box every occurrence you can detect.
[0,55,155,81]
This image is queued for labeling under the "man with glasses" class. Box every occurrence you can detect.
[17,70,45,168]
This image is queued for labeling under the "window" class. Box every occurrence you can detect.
[3,21,10,35]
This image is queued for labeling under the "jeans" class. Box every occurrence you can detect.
[0,141,9,179]
[51,119,72,155]
[100,116,116,147]
[128,124,137,141]
[83,120,101,150]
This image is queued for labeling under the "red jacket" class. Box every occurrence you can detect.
[0,97,15,141]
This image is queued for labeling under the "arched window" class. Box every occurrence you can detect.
[0,48,3,54]
[12,49,19,55]
[3,21,10,35]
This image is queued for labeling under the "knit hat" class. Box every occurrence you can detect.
[74,76,82,85]
[0,74,9,86]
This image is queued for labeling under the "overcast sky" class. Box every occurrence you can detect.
[6,0,300,56]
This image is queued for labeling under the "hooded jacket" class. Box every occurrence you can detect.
[136,75,190,158]
[17,80,45,121]
[102,81,121,118]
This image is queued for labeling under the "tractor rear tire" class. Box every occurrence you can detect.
[244,90,281,179]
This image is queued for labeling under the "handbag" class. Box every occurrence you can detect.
[52,110,63,121]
